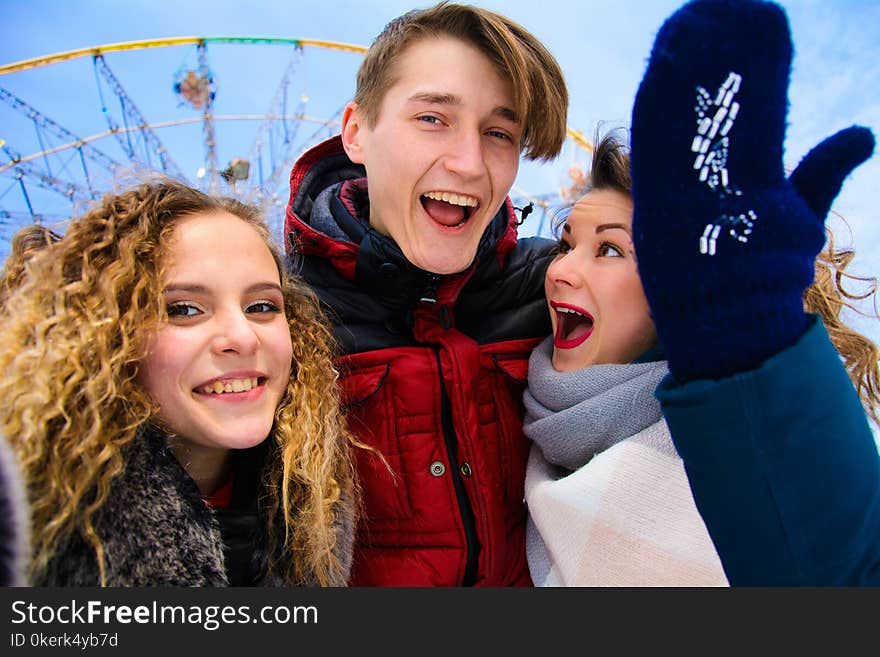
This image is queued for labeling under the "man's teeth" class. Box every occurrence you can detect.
[423,191,478,207]
[201,377,259,394]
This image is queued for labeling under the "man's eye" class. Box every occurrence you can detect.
[166,303,201,318]
[246,301,281,314]
[486,129,512,141]
[417,115,443,125]
[597,242,624,257]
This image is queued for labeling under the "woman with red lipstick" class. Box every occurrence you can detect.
[524,132,729,586]
[525,126,880,586]
[0,180,356,586]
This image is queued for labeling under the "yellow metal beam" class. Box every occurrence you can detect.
[0,36,366,76]
[566,127,594,153]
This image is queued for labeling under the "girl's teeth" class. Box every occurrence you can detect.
[202,377,258,395]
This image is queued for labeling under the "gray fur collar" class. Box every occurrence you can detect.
[0,433,29,586]
[36,427,354,587]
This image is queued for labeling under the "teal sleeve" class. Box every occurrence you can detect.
[657,316,880,585]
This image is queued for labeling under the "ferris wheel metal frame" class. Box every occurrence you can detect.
[0,36,593,255]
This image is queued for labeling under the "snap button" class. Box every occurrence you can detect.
[430,461,446,477]
[460,462,472,477]
[378,262,399,279]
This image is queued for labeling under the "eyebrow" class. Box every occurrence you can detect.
[407,92,519,123]
[595,223,632,236]
[164,282,284,295]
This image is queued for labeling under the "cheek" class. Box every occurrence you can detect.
[266,325,294,375]
[490,151,519,195]
[544,271,557,303]
[138,330,190,402]
[364,152,414,229]
[610,280,656,345]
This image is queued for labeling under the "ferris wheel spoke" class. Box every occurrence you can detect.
[195,42,220,193]
[2,143,97,206]
[0,86,121,178]
[247,45,306,195]
[93,54,187,182]
[263,106,343,199]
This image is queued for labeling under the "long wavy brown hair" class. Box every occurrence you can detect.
[805,229,880,426]
[569,131,880,425]
[0,180,356,586]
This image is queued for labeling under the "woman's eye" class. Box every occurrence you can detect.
[597,242,624,258]
[246,301,281,314]
[166,303,202,318]
[557,239,572,255]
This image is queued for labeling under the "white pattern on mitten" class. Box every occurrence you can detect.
[692,71,758,255]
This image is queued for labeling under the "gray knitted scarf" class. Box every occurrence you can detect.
[523,337,669,471]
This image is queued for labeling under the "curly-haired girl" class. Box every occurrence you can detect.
[0,180,356,586]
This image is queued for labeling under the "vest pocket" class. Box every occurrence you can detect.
[339,363,413,520]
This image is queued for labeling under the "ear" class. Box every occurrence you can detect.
[341,101,367,165]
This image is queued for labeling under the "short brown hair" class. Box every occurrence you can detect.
[353,1,568,161]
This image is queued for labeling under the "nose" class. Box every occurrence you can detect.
[443,129,485,179]
[211,308,259,356]
[547,251,582,290]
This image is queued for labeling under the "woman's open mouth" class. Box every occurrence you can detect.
[551,301,594,349]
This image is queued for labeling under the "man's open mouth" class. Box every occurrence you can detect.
[551,302,594,349]
[421,191,479,228]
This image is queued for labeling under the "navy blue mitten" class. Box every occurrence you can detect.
[630,0,875,382]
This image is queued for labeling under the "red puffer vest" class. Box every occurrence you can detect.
[285,136,554,585]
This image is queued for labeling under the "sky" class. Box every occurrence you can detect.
[0,0,878,350]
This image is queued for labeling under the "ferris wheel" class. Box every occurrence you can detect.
[0,36,592,259]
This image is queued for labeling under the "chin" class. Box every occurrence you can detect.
[413,251,476,275]
[215,423,274,450]
[551,350,594,373]
[551,353,576,373]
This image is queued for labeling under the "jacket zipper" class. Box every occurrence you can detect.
[433,348,480,586]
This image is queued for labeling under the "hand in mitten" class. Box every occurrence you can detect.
[630,0,875,382]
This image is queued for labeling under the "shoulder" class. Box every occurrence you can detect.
[506,236,557,272]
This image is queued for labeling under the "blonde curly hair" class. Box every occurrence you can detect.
[0,180,356,586]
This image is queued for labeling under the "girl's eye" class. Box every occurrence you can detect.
[246,301,281,314]
[597,242,624,258]
[166,302,202,318]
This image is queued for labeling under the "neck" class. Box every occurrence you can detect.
[166,438,232,496]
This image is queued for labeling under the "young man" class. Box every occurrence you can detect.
[284,3,567,586]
